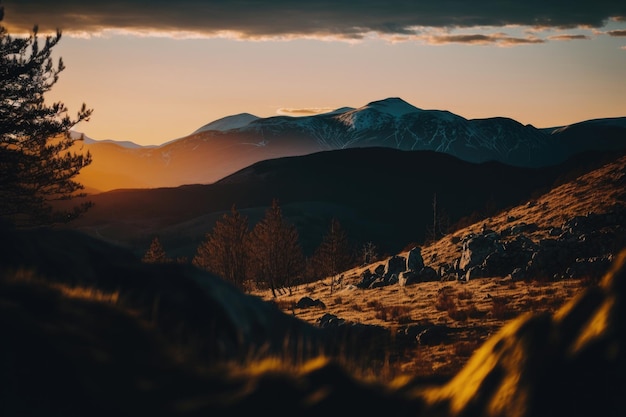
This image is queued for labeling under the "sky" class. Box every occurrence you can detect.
[2,0,626,146]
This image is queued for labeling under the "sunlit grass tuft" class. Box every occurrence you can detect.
[54,284,120,304]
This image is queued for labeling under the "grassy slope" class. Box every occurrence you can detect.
[251,153,626,378]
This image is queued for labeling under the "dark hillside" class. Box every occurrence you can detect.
[62,148,625,258]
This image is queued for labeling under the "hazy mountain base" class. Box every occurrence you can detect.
[1,225,625,417]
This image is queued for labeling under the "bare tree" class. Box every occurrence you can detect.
[247,199,304,298]
[311,218,353,294]
[425,193,450,243]
[193,205,249,291]
[361,241,378,265]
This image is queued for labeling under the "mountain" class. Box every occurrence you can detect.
[193,112,260,133]
[70,131,152,149]
[83,137,153,149]
[73,98,626,192]
[60,146,624,261]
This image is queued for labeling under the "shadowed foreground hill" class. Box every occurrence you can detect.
[1,222,626,416]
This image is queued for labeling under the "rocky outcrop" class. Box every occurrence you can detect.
[351,209,622,287]
[357,246,440,289]
[450,208,626,282]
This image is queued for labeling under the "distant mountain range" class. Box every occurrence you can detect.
[61,146,624,260]
[73,97,626,192]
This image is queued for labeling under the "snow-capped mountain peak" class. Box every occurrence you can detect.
[334,97,421,130]
[361,97,422,116]
[194,113,260,133]
[323,107,355,116]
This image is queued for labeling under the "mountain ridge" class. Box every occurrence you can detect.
[71,97,626,192]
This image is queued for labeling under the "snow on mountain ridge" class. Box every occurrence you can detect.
[71,131,152,149]
[549,117,626,135]
[362,97,422,116]
[172,98,625,168]
[195,113,260,133]
[326,107,355,115]
[334,97,423,130]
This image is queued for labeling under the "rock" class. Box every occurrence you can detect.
[317,313,345,328]
[399,267,439,286]
[459,232,503,271]
[385,255,406,278]
[295,296,326,309]
[407,246,424,271]
[374,264,386,276]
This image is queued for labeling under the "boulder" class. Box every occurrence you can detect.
[385,255,406,278]
[406,246,425,271]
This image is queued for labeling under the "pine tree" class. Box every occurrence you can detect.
[142,237,170,264]
[247,199,304,298]
[311,218,353,293]
[193,204,249,291]
[0,9,93,227]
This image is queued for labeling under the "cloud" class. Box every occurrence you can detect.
[276,107,337,117]
[547,34,591,41]
[425,32,545,46]
[607,29,626,36]
[2,0,625,39]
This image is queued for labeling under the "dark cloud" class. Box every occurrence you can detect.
[427,33,545,46]
[2,0,626,38]
[607,29,626,36]
[547,34,591,40]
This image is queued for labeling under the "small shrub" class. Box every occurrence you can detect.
[436,288,456,312]
[367,299,383,309]
[457,289,473,300]
[374,304,412,323]
[351,303,363,312]
[466,304,487,319]
[491,296,512,320]
[447,307,468,322]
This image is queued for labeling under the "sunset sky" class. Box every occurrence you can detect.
[3,1,626,146]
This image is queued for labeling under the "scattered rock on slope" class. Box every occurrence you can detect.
[422,248,626,417]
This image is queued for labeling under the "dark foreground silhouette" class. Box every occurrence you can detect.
[1,225,625,416]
